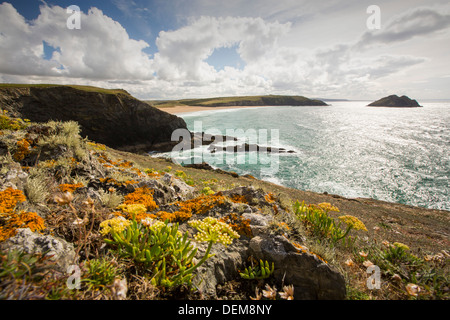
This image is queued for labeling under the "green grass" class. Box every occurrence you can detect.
[0,83,129,96]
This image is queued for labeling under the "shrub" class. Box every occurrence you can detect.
[0,110,28,131]
[82,258,120,289]
[37,121,87,161]
[102,218,199,287]
[102,216,239,288]
[98,189,124,209]
[293,200,367,245]
[201,186,215,195]
[24,168,50,204]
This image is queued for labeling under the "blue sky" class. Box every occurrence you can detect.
[0,0,449,100]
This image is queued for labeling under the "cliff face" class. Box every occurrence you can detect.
[0,86,187,152]
[368,95,422,108]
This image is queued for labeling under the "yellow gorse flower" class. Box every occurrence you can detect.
[338,215,368,231]
[99,216,131,236]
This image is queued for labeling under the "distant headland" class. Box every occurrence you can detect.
[368,95,423,108]
[147,95,328,109]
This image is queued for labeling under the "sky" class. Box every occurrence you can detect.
[0,0,449,100]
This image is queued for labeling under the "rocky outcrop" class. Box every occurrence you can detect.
[208,143,296,154]
[368,95,422,108]
[0,86,188,152]
[1,228,76,272]
[192,186,346,300]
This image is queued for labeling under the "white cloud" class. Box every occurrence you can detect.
[0,2,154,80]
[153,16,291,81]
[357,7,450,49]
[0,2,449,100]
[0,3,59,76]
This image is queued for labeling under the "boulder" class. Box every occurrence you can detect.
[1,228,76,272]
[248,235,346,299]
[0,163,29,191]
[193,240,249,298]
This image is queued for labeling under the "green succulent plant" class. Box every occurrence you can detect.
[240,259,274,280]
[103,218,199,287]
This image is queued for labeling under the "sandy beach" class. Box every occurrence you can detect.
[157,105,272,115]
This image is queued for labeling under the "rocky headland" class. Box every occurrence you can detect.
[368,95,423,108]
[0,85,187,153]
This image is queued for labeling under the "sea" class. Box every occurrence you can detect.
[157,100,450,211]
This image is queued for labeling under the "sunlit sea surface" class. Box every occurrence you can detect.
[161,101,450,211]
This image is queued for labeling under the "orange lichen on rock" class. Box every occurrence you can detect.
[230,194,248,204]
[292,240,328,264]
[58,183,84,193]
[94,152,135,170]
[152,194,228,223]
[123,187,158,211]
[0,188,45,242]
[100,177,137,188]
[220,213,253,238]
[176,194,227,216]
[0,187,27,213]
[116,160,133,168]
[277,222,290,231]
[153,211,178,223]
[13,138,32,162]
[0,211,45,241]
[264,193,276,204]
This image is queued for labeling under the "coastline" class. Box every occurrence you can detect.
[156,104,274,115]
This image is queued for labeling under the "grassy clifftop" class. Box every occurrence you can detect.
[0,83,130,96]
[147,95,328,108]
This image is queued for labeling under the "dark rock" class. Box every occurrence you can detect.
[182,161,240,178]
[208,143,296,154]
[0,140,8,156]
[368,95,422,108]
[183,162,215,171]
[248,235,346,299]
